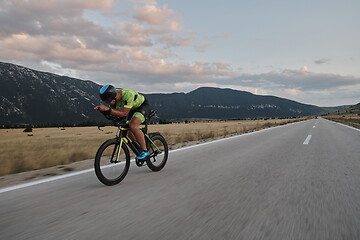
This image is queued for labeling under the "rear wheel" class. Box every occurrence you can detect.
[94,139,130,186]
[146,134,168,172]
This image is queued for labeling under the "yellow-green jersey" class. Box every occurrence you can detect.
[115,89,145,110]
[115,89,150,123]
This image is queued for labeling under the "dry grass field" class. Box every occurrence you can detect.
[0,118,307,176]
[323,114,360,129]
[323,103,360,129]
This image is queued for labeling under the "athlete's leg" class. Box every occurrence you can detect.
[128,131,136,142]
[129,117,147,151]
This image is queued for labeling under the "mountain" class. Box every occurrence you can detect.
[0,62,337,125]
[321,105,353,113]
[345,103,360,114]
[327,103,360,115]
[0,62,103,124]
[145,87,328,120]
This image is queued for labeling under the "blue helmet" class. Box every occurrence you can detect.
[100,85,117,102]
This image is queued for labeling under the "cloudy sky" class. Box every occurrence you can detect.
[1,0,360,106]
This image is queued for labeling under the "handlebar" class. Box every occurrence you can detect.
[99,110,126,125]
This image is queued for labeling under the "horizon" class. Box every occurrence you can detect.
[1,0,359,106]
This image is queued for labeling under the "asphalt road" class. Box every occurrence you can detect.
[1,118,360,240]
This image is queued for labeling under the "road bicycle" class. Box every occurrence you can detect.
[94,110,168,186]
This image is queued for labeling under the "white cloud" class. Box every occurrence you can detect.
[0,0,197,68]
[10,0,114,11]
[160,35,193,48]
[133,4,180,30]
[299,66,309,73]
[0,0,240,87]
[226,67,360,92]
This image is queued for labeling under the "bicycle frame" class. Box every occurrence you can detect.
[115,124,162,162]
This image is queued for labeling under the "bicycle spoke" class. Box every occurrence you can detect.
[145,134,168,171]
[94,139,130,186]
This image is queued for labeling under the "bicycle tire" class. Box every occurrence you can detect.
[146,134,168,172]
[94,138,130,186]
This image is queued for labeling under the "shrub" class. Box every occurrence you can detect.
[23,126,33,132]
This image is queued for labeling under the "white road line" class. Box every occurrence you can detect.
[0,169,94,194]
[303,135,312,145]
[0,120,309,194]
[324,119,360,132]
[0,160,138,194]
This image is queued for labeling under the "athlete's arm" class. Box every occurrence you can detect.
[94,105,131,117]
[110,107,131,117]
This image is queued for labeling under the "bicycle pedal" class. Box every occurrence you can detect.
[135,159,145,167]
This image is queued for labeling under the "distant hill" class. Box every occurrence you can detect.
[328,103,360,115]
[0,62,102,124]
[0,62,344,125]
[321,105,353,113]
[348,103,360,114]
[145,87,333,120]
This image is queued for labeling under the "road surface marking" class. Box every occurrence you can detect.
[325,119,360,132]
[0,169,94,194]
[303,135,312,145]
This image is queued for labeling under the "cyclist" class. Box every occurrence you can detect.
[94,85,151,160]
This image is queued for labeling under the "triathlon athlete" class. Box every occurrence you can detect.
[94,85,151,160]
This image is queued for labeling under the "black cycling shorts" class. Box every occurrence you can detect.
[126,99,151,123]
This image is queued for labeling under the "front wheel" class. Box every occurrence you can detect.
[94,138,130,186]
[146,134,168,172]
